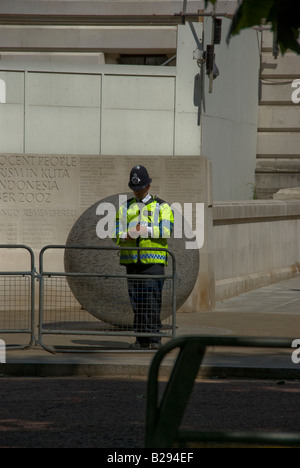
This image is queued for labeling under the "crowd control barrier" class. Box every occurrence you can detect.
[0,245,36,349]
[38,245,177,353]
[146,336,300,448]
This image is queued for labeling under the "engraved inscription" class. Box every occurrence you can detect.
[79,156,118,208]
[0,154,205,254]
[0,153,79,248]
[0,154,76,204]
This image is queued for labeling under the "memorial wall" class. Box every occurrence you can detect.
[0,154,214,311]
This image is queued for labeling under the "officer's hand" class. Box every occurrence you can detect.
[138,225,148,237]
[127,226,140,239]
[127,224,148,239]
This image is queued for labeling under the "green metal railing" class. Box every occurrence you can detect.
[0,244,36,349]
[38,245,177,353]
[146,335,300,448]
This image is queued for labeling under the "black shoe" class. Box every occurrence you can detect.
[150,342,162,350]
[129,341,149,349]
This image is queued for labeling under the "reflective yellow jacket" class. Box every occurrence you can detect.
[113,195,174,265]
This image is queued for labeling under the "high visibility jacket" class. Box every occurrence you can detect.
[113,195,174,265]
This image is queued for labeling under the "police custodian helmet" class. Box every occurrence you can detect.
[128,165,152,190]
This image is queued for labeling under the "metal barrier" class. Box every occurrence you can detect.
[146,336,300,448]
[0,244,36,349]
[38,245,177,353]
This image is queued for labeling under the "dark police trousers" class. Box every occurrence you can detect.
[126,263,164,345]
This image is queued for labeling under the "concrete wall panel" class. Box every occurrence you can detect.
[261,52,300,78]
[0,71,24,152]
[260,80,296,104]
[101,109,174,155]
[103,75,175,110]
[213,200,300,300]
[257,132,300,156]
[101,74,175,155]
[258,105,300,130]
[25,72,101,154]
[201,20,260,200]
[25,106,101,154]
[27,72,101,107]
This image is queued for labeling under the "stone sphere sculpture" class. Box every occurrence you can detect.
[64,193,199,327]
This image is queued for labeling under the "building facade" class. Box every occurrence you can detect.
[0,0,263,201]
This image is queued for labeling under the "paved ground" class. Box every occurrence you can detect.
[1,275,300,448]
[2,275,300,379]
[1,376,300,448]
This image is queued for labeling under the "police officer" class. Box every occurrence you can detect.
[114,165,174,349]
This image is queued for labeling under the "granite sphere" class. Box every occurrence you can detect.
[64,194,199,326]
